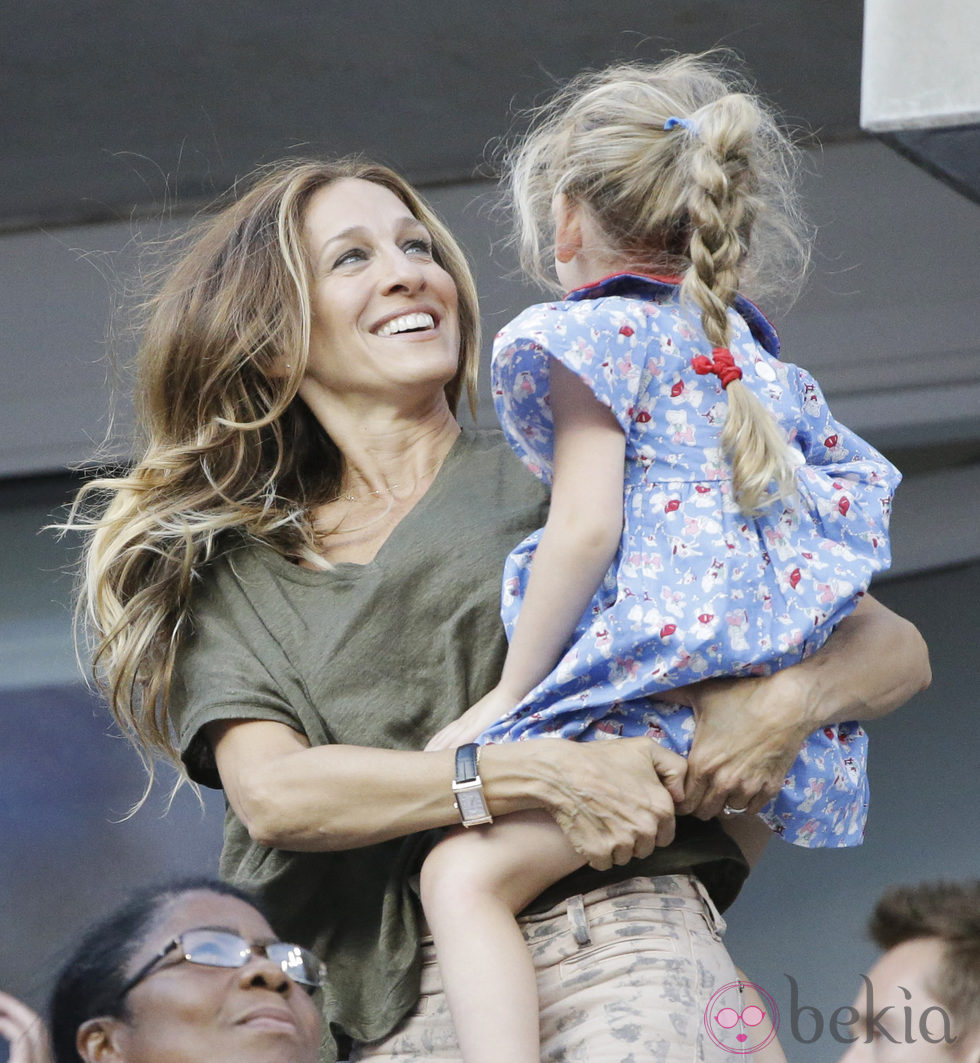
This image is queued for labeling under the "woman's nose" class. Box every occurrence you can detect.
[237,955,292,995]
[379,247,426,294]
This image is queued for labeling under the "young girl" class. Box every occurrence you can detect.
[422,54,900,1062]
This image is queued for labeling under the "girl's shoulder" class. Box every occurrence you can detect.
[493,273,780,365]
[494,287,677,351]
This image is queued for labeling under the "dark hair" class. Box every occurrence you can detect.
[869,880,980,1034]
[48,877,260,1063]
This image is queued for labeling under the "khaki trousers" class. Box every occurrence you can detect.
[351,874,744,1062]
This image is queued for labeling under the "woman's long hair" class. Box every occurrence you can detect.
[67,158,481,797]
[505,53,811,513]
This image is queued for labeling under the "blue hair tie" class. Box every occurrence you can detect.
[663,116,697,134]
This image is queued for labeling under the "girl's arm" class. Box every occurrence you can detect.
[677,593,930,818]
[426,360,626,750]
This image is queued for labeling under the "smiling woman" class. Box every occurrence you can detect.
[47,878,322,1063]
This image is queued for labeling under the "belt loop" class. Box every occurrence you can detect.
[691,875,727,937]
[565,893,592,947]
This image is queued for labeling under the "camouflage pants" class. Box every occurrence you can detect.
[351,874,744,1062]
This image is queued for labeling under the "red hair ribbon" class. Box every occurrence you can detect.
[691,347,743,389]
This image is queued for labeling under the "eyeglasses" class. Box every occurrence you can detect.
[117,928,327,999]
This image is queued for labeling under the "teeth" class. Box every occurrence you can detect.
[376,312,435,337]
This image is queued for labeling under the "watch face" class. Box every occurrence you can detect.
[457,789,489,820]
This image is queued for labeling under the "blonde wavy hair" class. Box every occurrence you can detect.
[506,53,811,513]
[68,157,481,795]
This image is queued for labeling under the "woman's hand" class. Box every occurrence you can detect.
[489,737,687,871]
[0,991,52,1063]
[676,595,930,820]
[424,686,518,751]
[675,674,810,820]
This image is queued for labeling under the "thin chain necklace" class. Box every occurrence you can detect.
[332,454,448,505]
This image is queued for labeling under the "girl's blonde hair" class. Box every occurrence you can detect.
[68,157,480,795]
[506,53,811,513]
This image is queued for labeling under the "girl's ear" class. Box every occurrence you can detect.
[77,1017,126,1063]
[553,193,583,264]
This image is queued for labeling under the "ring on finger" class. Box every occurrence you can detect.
[722,803,749,816]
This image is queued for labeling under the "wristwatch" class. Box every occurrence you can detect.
[452,743,493,828]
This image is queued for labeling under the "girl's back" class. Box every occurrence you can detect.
[488,275,899,806]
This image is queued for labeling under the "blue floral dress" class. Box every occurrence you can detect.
[479,274,901,847]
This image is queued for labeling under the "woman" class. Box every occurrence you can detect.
[72,158,929,1061]
[1,878,322,1063]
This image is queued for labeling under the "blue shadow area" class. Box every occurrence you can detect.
[0,683,224,1025]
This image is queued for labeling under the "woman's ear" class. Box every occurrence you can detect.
[77,1017,126,1063]
[553,193,583,264]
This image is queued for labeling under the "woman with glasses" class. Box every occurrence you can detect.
[66,157,930,1061]
[45,878,323,1063]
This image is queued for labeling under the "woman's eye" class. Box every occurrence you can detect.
[404,238,433,257]
[332,247,367,269]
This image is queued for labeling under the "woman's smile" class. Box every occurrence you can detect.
[373,310,438,337]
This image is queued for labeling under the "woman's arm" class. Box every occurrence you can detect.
[677,594,930,818]
[426,360,626,749]
[208,718,685,870]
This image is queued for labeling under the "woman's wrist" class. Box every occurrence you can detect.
[685,671,817,747]
[476,740,569,817]
[762,664,826,736]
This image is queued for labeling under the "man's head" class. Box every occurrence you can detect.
[841,881,980,1062]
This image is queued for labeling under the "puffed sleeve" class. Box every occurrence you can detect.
[791,366,901,573]
[490,297,650,483]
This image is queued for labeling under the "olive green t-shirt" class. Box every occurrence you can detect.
[170,428,747,1060]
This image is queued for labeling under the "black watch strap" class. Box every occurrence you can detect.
[452,742,492,827]
[454,742,481,784]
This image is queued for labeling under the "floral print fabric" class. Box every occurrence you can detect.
[481,274,901,847]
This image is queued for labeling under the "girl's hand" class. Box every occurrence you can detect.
[424,686,519,751]
[0,991,52,1063]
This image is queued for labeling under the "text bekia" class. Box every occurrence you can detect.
[786,975,956,1045]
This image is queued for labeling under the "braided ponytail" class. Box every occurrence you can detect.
[504,53,810,515]
[681,93,798,514]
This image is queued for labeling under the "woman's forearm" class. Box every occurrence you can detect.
[212,721,524,850]
[210,718,586,851]
[765,593,930,732]
[209,719,683,868]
